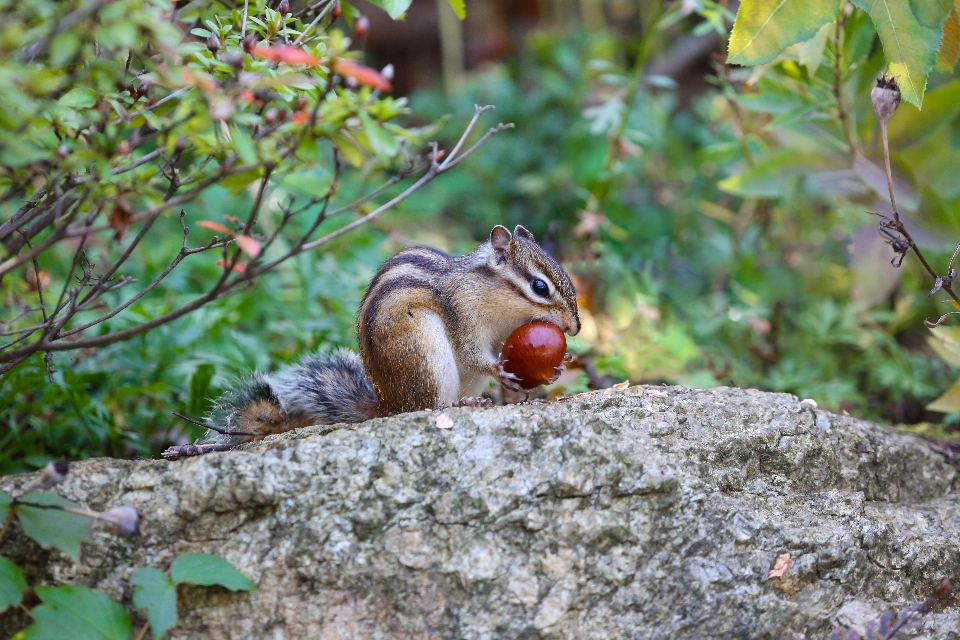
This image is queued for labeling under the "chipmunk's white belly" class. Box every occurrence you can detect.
[419,311,461,406]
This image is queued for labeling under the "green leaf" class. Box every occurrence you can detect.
[359,111,399,157]
[16,492,92,563]
[887,78,960,146]
[131,568,177,640]
[371,0,413,19]
[329,132,365,168]
[187,364,215,416]
[718,151,839,197]
[24,586,131,640]
[851,0,952,106]
[170,553,255,591]
[936,0,960,69]
[928,379,960,412]
[0,490,10,522]
[232,126,258,165]
[447,0,466,19]
[0,557,26,612]
[929,326,960,367]
[728,0,842,65]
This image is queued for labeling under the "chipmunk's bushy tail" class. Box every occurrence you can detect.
[202,348,379,444]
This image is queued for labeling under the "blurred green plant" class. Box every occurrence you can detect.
[0,0,505,375]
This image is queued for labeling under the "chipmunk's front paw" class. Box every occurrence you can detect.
[495,359,527,392]
[546,353,574,384]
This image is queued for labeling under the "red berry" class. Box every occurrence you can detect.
[500,321,566,389]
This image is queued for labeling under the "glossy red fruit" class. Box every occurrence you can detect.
[501,321,566,389]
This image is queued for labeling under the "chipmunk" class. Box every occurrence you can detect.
[163,224,580,458]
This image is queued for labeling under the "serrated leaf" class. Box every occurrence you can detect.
[447,0,466,19]
[936,0,960,69]
[170,553,255,591]
[16,492,92,563]
[851,0,952,106]
[131,568,177,640]
[928,379,960,412]
[0,557,26,612]
[24,586,131,640]
[728,0,843,65]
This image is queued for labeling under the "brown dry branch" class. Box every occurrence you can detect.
[0,106,511,374]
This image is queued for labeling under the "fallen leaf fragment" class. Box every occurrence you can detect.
[435,414,455,430]
[613,380,630,390]
[768,553,791,578]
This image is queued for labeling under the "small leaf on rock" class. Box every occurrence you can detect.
[24,585,131,640]
[131,567,177,640]
[170,553,255,591]
[0,557,26,612]
[16,491,92,562]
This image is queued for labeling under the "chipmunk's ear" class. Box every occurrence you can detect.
[490,225,512,265]
[514,225,535,241]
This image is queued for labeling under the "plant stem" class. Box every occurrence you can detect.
[879,116,960,306]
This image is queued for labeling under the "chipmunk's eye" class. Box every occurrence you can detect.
[531,278,550,298]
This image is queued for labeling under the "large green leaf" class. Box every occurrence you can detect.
[170,553,255,591]
[131,568,178,640]
[24,586,131,640]
[728,0,843,65]
[16,492,92,563]
[0,557,26,612]
[851,0,953,106]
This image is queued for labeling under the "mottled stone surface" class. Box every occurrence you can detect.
[2,386,960,639]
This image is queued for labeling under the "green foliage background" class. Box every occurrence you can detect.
[3,0,960,475]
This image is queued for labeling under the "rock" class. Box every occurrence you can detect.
[2,385,959,639]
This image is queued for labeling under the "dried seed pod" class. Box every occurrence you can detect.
[871,75,901,125]
[207,33,221,53]
[500,321,567,389]
[100,506,140,536]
